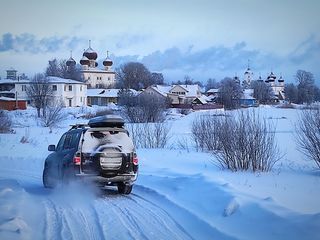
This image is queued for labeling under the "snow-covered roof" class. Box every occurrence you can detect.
[150,85,172,96]
[46,76,85,85]
[195,95,208,104]
[0,79,30,84]
[87,89,137,98]
[207,88,220,93]
[0,96,26,101]
[85,47,95,53]
[0,77,85,85]
[0,89,15,94]
[171,84,200,97]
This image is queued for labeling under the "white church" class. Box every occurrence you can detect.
[66,40,116,88]
[241,63,285,101]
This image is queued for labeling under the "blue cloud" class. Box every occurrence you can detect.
[0,33,84,53]
[112,39,319,82]
[289,35,320,64]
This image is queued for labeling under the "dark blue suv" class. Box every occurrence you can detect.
[42,115,138,194]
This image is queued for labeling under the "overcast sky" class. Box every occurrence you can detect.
[0,0,319,83]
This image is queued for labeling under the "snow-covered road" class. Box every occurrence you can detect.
[0,165,237,240]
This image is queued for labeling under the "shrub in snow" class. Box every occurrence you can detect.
[0,110,12,133]
[127,122,171,148]
[296,108,320,169]
[118,92,168,123]
[192,110,281,172]
[41,100,67,129]
[192,113,224,152]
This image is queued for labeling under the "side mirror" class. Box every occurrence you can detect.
[48,145,56,151]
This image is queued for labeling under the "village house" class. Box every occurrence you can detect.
[0,72,87,108]
[142,84,202,105]
[87,88,138,106]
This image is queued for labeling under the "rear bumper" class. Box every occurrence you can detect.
[75,172,138,184]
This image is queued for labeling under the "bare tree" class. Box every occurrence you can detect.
[46,58,82,81]
[45,59,60,77]
[26,73,53,117]
[296,108,320,169]
[127,122,171,148]
[192,110,281,172]
[251,80,273,104]
[296,70,315,104]
[285,83,298,104]
[118,92,168,123]
[151,72,164,85]
[41,99,67,129]
[0,110,12,133]
[116,62,152,90]
[205,78,219,91]
[217,77,242,109]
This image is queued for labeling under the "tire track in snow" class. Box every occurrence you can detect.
[95,189,193,240]
[43,198,104,240]
[43,199,65,240]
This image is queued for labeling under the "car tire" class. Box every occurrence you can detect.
[43,167,56,188]
[117,182,133,194]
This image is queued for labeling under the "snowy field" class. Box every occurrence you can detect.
[0,105,319,240]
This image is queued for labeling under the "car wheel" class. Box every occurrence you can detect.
[43,167,56,188]
[117,182,133,194]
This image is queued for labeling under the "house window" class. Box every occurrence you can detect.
[80,86,82,91]
[68,99,72,107]
[88,77,90,80]
[97,76,99,80]
[108,77,110,81]
[52,85,57,91]
[64,85,66,91]
[68,85,72,91]
[80,97,82,102]
[21,85,26,91]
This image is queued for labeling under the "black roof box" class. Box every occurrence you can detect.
[88,115,125,128]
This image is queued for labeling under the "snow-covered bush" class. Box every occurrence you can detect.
[192,113,224,152]
[41,100,67,128]
[0,110,12,133]
[192,110,281,172]
[127,122,171,148]
[119,92,168,123]
[296,108,320,169]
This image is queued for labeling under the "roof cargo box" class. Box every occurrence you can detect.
[88,115,125,128]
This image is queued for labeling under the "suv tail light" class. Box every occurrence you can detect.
[73,153,81,165]
[133,153,138,166]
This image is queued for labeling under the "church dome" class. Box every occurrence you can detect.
[244,67,252,75]
[278,75,284,82]
[103,51,113,67]
[66,57,76,67]
[80,55,90,65]
[83,47,98,60]
[267,72,276,81]
[83,40,98,60]
[103,58,113,67]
